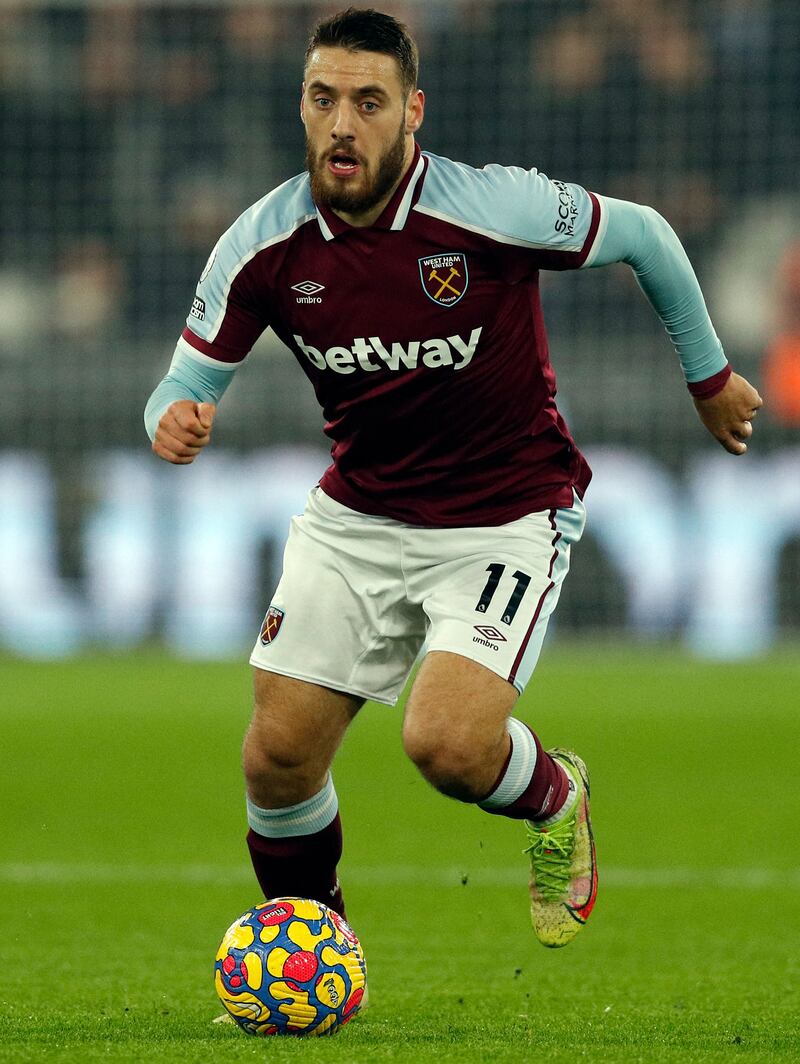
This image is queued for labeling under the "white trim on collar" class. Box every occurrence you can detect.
[316,207,336,242]
[389,151,426,231]
[314,150,425,240]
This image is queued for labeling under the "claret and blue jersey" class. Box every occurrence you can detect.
[156,141,728,527]
[178,143,605,526]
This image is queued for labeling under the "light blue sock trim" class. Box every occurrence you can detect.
[478,718,537,810]
[246,775,338,838]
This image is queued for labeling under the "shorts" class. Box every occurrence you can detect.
[250,486,586,705]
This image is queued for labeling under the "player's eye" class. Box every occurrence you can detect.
[360,101,379,114]
[314,96,334,109]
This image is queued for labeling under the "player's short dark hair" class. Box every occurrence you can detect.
[305,7,419,96]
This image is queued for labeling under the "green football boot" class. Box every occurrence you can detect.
[524,749,597,948]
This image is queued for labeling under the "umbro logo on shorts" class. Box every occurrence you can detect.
[260,605,285,645]
[473,624,507,650]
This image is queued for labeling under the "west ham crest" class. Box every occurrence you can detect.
[259,605,285,645]
[418,252,468,307]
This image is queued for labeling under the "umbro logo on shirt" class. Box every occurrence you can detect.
[291,280,325,304]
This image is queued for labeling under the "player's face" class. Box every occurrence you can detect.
[301,46,424,224]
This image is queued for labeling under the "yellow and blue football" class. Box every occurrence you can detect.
[214,897,367,1037]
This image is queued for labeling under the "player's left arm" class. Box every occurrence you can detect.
[586,196,763,454]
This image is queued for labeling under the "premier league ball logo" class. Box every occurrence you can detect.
[214,898,367,1037]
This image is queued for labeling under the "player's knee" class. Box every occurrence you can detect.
[243,724,302,778]
[242,718,317,805]
[402,719,486,803]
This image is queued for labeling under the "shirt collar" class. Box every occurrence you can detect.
[315,142,427,241]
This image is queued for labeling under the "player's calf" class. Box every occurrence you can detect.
[246,783,347,918]
[243,670,361,916]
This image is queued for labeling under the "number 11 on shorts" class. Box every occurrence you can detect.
[475,563,532,625]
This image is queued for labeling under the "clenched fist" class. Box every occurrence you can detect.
[693,372,763,455]
[152,400,216,464]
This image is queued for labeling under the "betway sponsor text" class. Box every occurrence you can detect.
[294,328,483,375]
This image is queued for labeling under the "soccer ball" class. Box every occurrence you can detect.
[214,897,367,1037]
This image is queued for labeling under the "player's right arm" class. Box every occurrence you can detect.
[152,403,215,465]
[145,195,276,463]
[145,343,234,464]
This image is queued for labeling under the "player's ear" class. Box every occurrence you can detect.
[405,89,424,134]
[300,84,307,124]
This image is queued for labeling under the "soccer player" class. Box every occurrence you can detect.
[145,8,762,948]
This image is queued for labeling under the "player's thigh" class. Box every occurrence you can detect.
[245,668,363,794]
[250,668,363,765]
[414,492,586,696]
[250,487,426,706]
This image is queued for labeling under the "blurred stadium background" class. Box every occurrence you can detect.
[2,0,799,661]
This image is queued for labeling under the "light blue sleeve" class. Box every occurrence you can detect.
[419,154,597,262]
[184,174,314,353]
[588,196,727,384]
[144,343,237,442]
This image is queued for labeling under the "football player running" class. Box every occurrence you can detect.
[146,8,761,948]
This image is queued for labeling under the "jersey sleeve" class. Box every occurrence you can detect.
[143,339,238,442]
[417,156,604,270]
[180,217,272,365]
[588,195,729,394]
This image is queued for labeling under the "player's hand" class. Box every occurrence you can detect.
[152,400,216,464]
[692,372,763,455]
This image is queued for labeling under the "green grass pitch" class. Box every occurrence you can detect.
[1,646,798,1062]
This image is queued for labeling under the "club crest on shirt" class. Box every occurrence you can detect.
[259,605,285,645]
[418,252,468,307]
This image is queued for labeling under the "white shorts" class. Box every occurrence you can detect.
[250,487,586,705]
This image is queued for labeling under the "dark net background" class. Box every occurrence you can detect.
[2,0,799,649]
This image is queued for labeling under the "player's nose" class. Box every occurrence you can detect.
[329,101,357,140]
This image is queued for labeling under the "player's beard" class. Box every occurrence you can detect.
[306,119,407,217]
